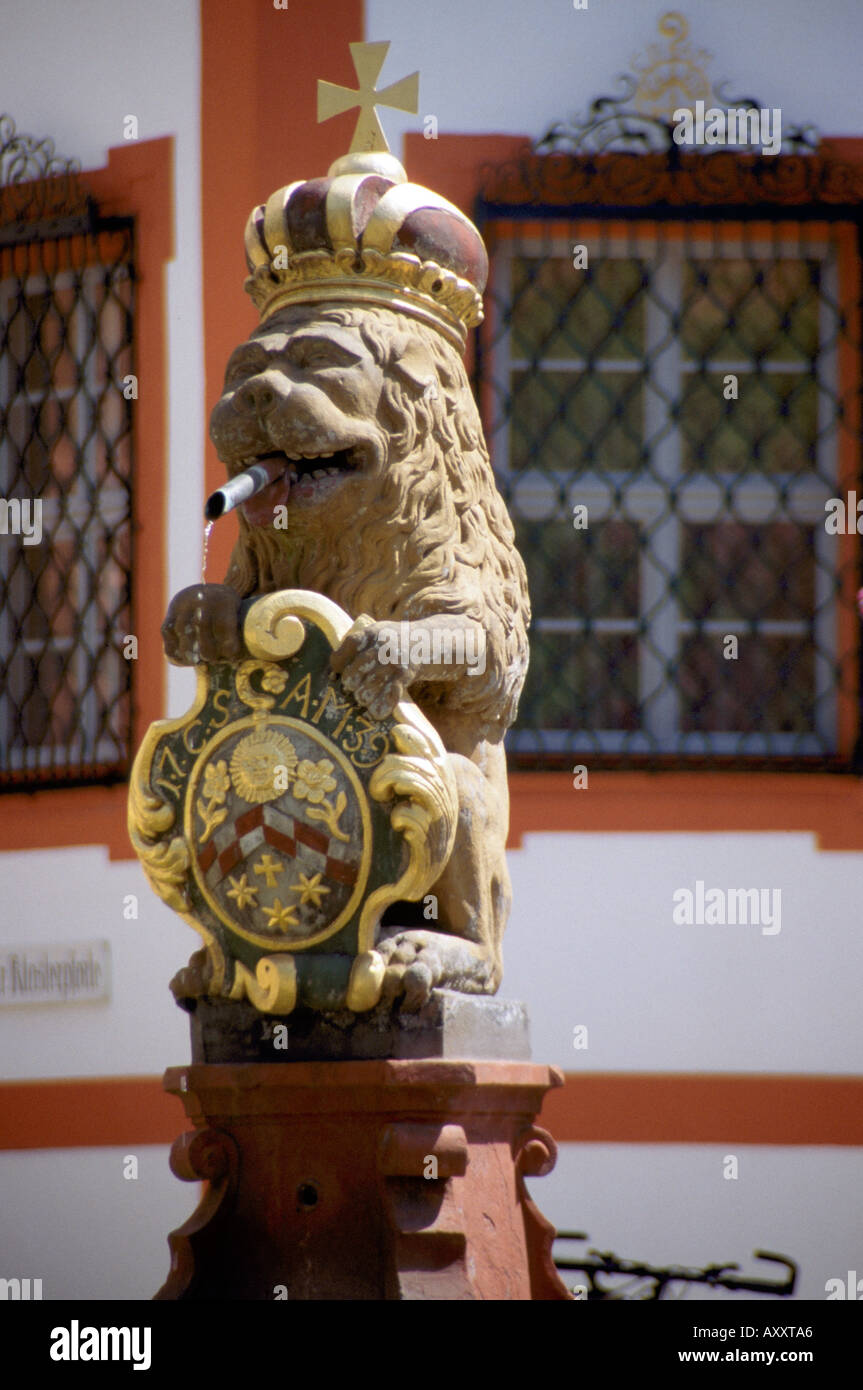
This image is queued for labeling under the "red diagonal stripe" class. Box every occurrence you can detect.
[235,804,264,837]
[264,825,297,857]
[198,839,218,873]
[295,820,329,854]
[218,841,242,876]
[326,856,358,885]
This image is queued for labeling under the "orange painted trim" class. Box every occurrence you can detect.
[507,771,863,852]
[1,1071,860,1150]
[0,1077,183,1151]
[0,137,174,861]
[542,1072,863,1147]
[200,0,364,585]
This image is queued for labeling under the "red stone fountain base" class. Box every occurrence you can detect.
[155,1059,571,1301]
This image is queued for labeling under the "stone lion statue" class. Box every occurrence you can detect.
[161,152,530,1010]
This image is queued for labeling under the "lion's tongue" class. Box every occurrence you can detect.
[241,459,290,526]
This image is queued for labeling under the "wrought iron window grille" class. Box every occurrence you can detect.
[475,41,863,772]
[0,115,135,790]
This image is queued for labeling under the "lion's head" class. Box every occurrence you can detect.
[209,302,530,735]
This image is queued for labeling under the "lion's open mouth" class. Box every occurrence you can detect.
[244,446,360,481]
[232,446,361,524]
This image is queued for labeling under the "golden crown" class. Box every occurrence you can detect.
[242,43,487,353]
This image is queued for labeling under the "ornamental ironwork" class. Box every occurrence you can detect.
[0,113,93,241]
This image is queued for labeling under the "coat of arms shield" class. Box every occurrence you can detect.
[129,591,457,1014]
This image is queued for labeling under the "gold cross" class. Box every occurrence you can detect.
[317,41,419,154]
[253,853,283,888]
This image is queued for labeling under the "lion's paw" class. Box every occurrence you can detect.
[377,929,444,1011]
[376,927,496,1012]
[330,620,411,721]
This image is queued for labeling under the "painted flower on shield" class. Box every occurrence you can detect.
[260,666,288,695]
[292,758,337,805]
[202,760,230,803]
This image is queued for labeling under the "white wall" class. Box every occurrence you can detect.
[0,1145,193,1301]
[530,1142,863,1302]
[507,831,863,1073]
[368,0,863,157]
[0,846,190,1079]
[1,0,861,1303]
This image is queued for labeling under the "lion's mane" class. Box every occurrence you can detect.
[225,305,530,736]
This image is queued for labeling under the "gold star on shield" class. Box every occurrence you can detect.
[318,41,419,154]
[290,872,330,907]
[262,898,300,933]
[226,873,258,909]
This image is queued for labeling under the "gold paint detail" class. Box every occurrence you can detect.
[261,898,300,934]
[346,950,385,1012]
[326,151,407,183]
[126,666,228,995]
[235,658,289,713]
[291,872,329,907]
[358,710,458,952]
[225,873,258,909]
[196,758,230,842]
[362,184,477,253]
[631,11,713,120]
[243,593,348,660]
[263,182,304,262]
[317,41,418,156]
[326,172,383,252]
[244,241,482,351]
[292,758,348,841]
[230,728,298,803]
[235,956,298,1013]
[253,853,284,889]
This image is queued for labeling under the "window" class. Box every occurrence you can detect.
[479,169,862,770]
[0,224,135,786]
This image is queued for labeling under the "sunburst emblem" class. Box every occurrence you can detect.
[229,728,298,804]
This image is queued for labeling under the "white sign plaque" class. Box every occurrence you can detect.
[0,940,111,1006]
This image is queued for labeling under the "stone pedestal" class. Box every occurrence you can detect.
[186,990,532,1063]
[155,1053,570,1301]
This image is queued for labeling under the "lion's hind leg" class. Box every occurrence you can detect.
[377,745,510,1010]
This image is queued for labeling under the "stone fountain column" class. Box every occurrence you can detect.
[131,42,570,1301]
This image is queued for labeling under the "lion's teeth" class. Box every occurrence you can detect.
[311,469,326,479]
